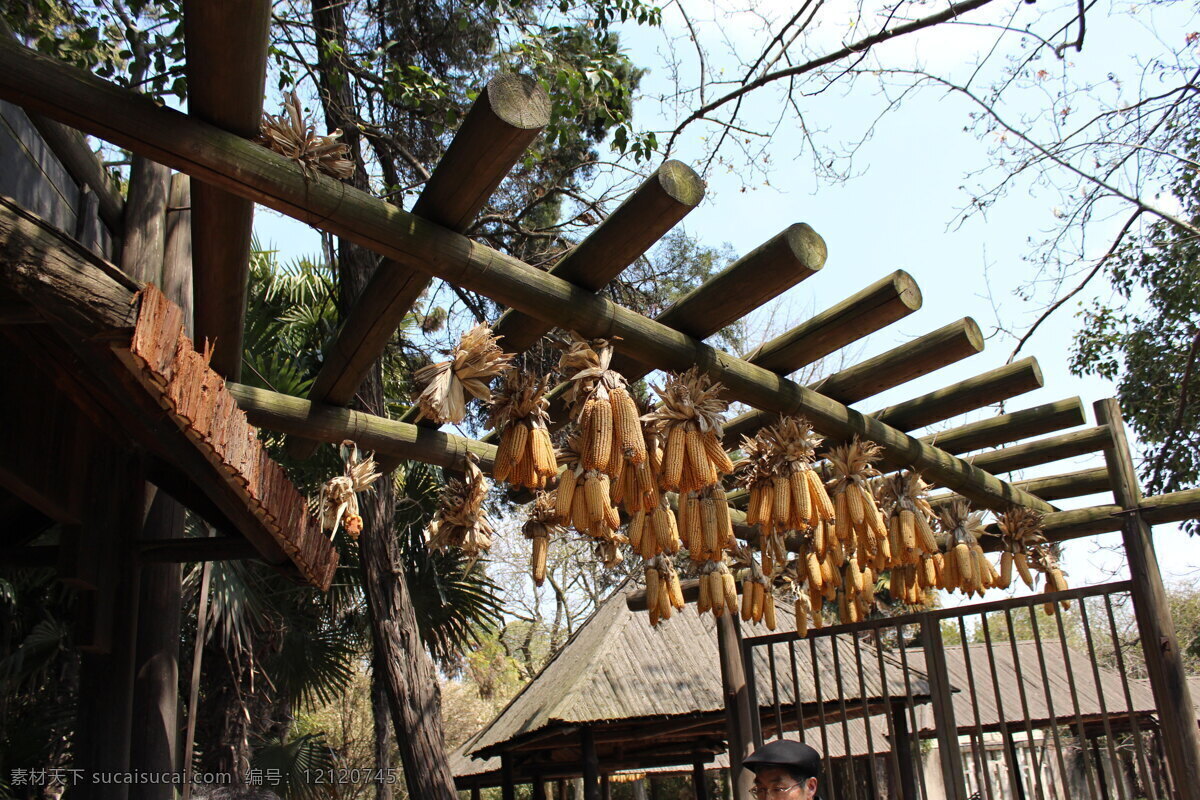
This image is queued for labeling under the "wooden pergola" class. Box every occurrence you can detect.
[1,7,1199,800]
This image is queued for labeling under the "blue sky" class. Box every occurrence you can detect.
[254,0,1200,597]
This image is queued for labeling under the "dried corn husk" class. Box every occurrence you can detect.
[259,91,355,179]
[414,324,515,424]
[314,441,382,541]
[489,371,558,489]
[425,453,494,556]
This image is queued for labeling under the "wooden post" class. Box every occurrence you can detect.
[600,774,611,800]
[532,774,547,800]
[919,618,967,800]
[581,727,601,800]
[72,448,143,800]
[501,752,516,800]
[180,527,215,800]
[471,787,481,800]
[1094,398,1200,800]
[693,760,710,800]
[716,613,755,799]
[891,707,918,800]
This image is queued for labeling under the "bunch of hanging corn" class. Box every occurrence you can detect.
[314,441,381,542]
[611,408,662,516]
[738,416,837,534]
[558,336,647,478]
[644,554,686,626]
[648,367,734,495]
[740,561,778,630]
[488,371,558,489]
[425,454,494,556]
[888,558,939,606]
[995,505,1046,590]
[936,499,1000,596]
[835,550,877,624]
[876,471,939,568]
[628,495,682,561]
[696,561,740,619]
[414,324,515,424]
[524,491,565,586]
[677,485,736,562]
[554,433,622,540]
[794,590,819,637]
[1030,544,1071,615]
[826,438,890,568]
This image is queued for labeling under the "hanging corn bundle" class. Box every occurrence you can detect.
[876,471,939,569]
[676,484,735,562]
[611,404,662,515]
[524,491,565,586]
[644,554,686,627]
[554,433,622,541]
[935,499,1000,597]
[629,495,683,561]
[314,441,382,541]
[425,454,494,557]
[558,336,647,477]
[995,506,1046,590]
[826,439,890,569]
[414,324,515,424]
[739,558,778,630]
[1030,544,1071,615]
[835,550,877,624]
[488,371,558,489]
[695,560,740,619]
[739,416,837,533]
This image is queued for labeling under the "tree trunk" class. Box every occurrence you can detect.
[311,3,456,798]
[371,648,395,800]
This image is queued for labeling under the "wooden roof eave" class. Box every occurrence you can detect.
[0,195,336,589]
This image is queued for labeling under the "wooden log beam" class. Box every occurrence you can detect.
[182,0,271,379]
[0,44,1051,512]
[870,357,1043,432]
[742,270,922,374]
[487,159,705,356]
[919,398,1085,456]
[291,74,550,456]
[722,317,985,447]
[967,425,1111,476]
[930,467,1111,508]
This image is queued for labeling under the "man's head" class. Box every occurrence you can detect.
[744,741,821,800]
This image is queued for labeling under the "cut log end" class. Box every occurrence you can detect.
[656,159,706,207]
[783,222,829,273]
[486,73,552,130]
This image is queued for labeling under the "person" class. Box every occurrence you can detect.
[743,740,822,800]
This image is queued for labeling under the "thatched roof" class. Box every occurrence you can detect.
[454,585,931,787]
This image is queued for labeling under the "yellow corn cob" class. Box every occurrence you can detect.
[834,492,850,542]
[845,482,865,525]
[812,519,826,557]
[645,566,660,618]
[821,551,835,586]
[916,515,937,554]
[807,551,823,590]
[532,535,549,584]
[1016,552,1034,588]
[789,470,811,528]
[493,422,524,482]
[556,468,577,523]
[702,431,734,474]
[681,450,702,495]
[972,547,993,590]
[922,555,937,588]
[954,542,974,591]
[862,567,876,605]
[663,426,685,490]
[713,486,732,544]
[900,509,917,553]
[628,510,646,551]
[570,484,589,531]
[762,551,775,580]
[587,397,612,471]
[710,572,726,615]
[831,536,846,568]
[810,584,824,618]
[772,475,791,531]
[655,508,675,551]
[685,426,710,484]
[687,496,704,560]
[604,496,621,531]
[750,581,765,622]
[611,467,629,506]
[669,571,685,609]
[932,551,944,586]
[697,569,711,613]
[764,592,777,631]
[745,485,761,526]
[1052,567,1070,609]
[741,578,755,620]
[611,387,646,464]
[848,556,864,594]
[807,469,835,520]
[868,506,888,542]
[607,427,625,484]
[723,573,739,617]
[537,428,560,477]
[796,597,810,638]
[648,601,660,627]
[658,585,672,621]
[876,524,892,564]
[701,497,719,556]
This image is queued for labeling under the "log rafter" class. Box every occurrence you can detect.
[0,36,1053,512]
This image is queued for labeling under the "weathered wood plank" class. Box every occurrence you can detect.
[919,397,1085,455]
[930,466,1111,508]
[968,426,1111,476]
[0,43,1051,512]
[26,114,123,230]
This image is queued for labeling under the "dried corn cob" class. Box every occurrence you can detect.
[936,499,999,597]
[1030,543,1071,614]
[425,453,494,556]
[559,336,647,480]
[876,471,939,569]
[735,417,836,537]
[997,506,1047,591]
[524,492,566,586]
[646,368,731,496]
[826,439,886,555]
[488,371,559,488]
[643,554,686,627]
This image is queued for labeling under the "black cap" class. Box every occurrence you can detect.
[743,740,822,779]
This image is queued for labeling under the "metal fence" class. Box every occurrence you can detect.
[743,581,1173,800]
